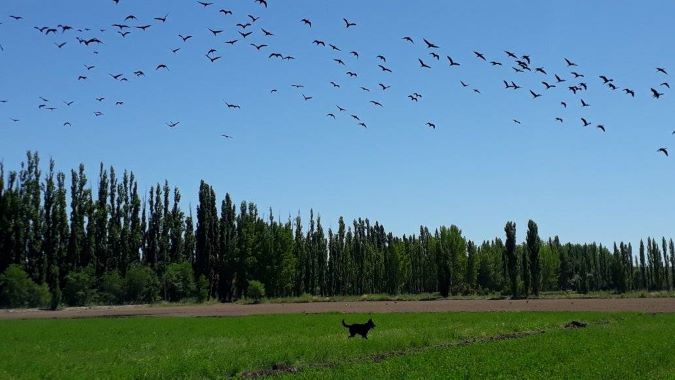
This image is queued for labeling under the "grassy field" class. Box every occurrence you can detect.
[0,312,673,379]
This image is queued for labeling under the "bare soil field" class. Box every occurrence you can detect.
[1,298,674,320]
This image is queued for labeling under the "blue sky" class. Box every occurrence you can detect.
[0,0,674,247]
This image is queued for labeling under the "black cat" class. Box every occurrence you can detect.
[342,318,376,339]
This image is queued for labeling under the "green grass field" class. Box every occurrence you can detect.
[0,312,673,379]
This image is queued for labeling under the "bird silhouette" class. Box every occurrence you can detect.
[370,100,383,107]
[402,36,414,44]
[197,1,213,7]
[251,43,268,50]
[423,38,438,49]
[301,18,312,27]
[651,88,664,99]
[658,148,669,156]
[564,58,577,67]
[426,122,436,129]
[156,64,168,70]
[343,18,356,28]
[474,51,486,61]
[530,90,542,99]
[255,0,268,7]
[302,94,313,101]
[167,121,180,128]
[596,125,606,132]
[419,59,431,69]
[327,113,336,119]
[657,67,668,75]
[179,34,192,42]
[261,28,274,36]
[209,28,223,36]
[378,64,392,73]
[581,118,591,127]
[447,56,460,67]
[226,103,241,109]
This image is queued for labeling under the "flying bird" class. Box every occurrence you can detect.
[343,18,356,28]
[419,59,431,69]
[301,18,312,27]
[651,88,664,99]
[378,64,392,73]
[658,148,669,156]
[167,121,180,128]
[423,38,439,49]
[581,118,591,127]
[447,56,460,67]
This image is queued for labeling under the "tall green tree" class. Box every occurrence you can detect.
[504,221,518,298]
[526,220,541,296]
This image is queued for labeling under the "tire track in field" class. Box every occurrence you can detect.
[240,319,613,379]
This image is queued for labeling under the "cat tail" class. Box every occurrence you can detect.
[342,319,351,328]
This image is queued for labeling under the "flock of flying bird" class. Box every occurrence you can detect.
[0,1,674,156]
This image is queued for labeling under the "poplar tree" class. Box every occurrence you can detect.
[526,220,541,296]
[504,221,518,298]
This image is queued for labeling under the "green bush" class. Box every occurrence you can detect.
[162,263,196,302]
[246,280,266,303]
[99,272,125,305]
[63,267,96,306]
[196,275,209,303]
[0,264,50,308]
[125,265,160,304]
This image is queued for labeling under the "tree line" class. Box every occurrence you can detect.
[0,152,674,308]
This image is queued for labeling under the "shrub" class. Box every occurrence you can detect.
[246,280,266,303]
[195,275,209,303]
[125,265,160,304]
[63,267,96,306]
[99,272,125,305]
[0,265,50,308]
[162,263,196,302]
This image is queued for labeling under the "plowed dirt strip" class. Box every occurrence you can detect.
[1,298,674,320]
